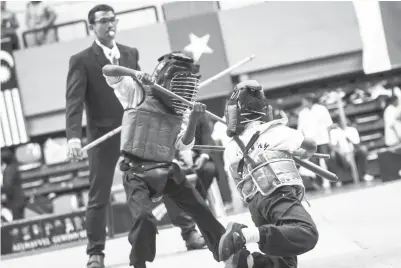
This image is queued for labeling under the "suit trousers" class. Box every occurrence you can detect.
[247,186,319,268]
[121,162,225,267]
[164,160,216,240]
[86,127,121,256]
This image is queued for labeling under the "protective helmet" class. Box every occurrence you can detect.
[151,51,201,115]
[224,80,269,137]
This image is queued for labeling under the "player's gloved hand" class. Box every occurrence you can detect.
[292,149,309,159]
[189,102,207,121]
[67,140,83,161]
[193,154,209,171]
[138,72,155,86]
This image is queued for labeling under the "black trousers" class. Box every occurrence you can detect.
[310,144,330,186]
[85,127,121,256]
[122,162,225,267]
[164,160,216,239]
[248,186,319,268]
[354,145,368,179]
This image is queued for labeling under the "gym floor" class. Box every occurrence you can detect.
[2,179,401,268]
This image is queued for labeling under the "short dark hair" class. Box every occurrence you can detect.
[88,4,115,24]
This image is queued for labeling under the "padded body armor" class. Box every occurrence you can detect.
[230,150,305,202]
[121,86,183,162]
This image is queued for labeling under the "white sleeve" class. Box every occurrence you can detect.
[104,75,143,109]
[347,127,360,144]
[321,105,333,128]
[268,125,304,153]
[174,110,195,151]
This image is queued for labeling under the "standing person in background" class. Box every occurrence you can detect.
[1,148,26,221]
[384,96,401,148]
[212,116,245,212]
[65,5,140,268]
[165,113,217,250]
[297,94,333,189]
[1,1,20,50]
[345,119,373,181]
[25,1,57,46]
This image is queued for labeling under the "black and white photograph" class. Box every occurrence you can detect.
[1,1,401,268]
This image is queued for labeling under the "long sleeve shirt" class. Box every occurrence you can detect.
[105,75,195,151]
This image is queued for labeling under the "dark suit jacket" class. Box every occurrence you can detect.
[65,42,140,141]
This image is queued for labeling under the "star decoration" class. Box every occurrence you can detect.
[184,33,214,62]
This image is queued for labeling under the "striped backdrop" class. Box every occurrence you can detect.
[1,38,29,148]
[353,0,401,74]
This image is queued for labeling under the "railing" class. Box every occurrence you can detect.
[22,19,89,48]
[115,6,159,22]
[21,6,160,49]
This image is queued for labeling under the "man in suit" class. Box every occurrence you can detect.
[65,5,141,268]
[66,5,205,268]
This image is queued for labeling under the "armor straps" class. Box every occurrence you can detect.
[237,131,260,178]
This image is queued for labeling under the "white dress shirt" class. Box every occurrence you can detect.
[95,39,120,64]
[384,104,401,146]
[105,75,195,151]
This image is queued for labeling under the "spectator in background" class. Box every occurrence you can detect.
[1,147,26,221]
[328,122,356,184]
[25,1,57,46]
[211,116,245,212]
[211,116,231,147]
[297,94,333,189]
[384,95,401,147]
[164,113,220,250]
[268,104,288,121]
[346,119,374,181]
[1,1,20,50]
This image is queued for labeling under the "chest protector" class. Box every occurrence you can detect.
[121,86,183,162]
[230,146,305,202]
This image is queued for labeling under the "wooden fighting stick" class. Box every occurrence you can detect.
[100,64,338,182]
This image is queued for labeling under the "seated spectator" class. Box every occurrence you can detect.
[345,120,374,181]
[1,147,26,221]
[1,1,20,50]
[328,123,353,184]
[384,95,401,148]
[25,1,57,46]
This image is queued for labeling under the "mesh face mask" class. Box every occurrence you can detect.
[151,52,201,115]
[169,72,200,115]
[225,80,269,137]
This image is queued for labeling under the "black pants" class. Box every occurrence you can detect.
[354,145,368,179]
[310,144,330,186]
[122,162,225,267]
[248,186,319,268]
[164,160,216,239]
[86,127,121,256]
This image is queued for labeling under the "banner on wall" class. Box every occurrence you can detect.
[353,1,401,74]
[165,12,233,100]
[1,200,172,255]
[0,38,29,147]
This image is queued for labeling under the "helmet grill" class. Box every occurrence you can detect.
[169,73,200,115]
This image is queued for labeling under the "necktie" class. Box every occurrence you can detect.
[110,52,119,65]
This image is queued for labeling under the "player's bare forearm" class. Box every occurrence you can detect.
[181,117,198,145]
[181,102,207,145]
